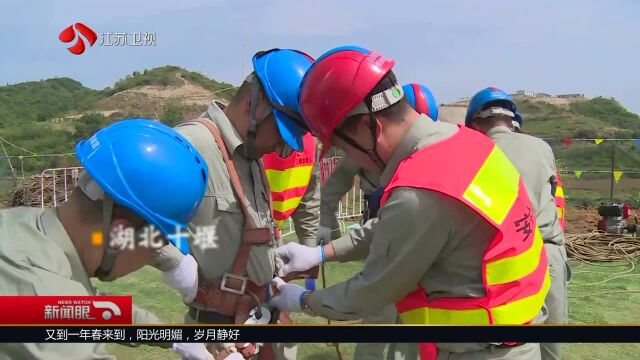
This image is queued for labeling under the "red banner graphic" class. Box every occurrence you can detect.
[0,296,132,324]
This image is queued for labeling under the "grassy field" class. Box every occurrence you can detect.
[96,230,640,360]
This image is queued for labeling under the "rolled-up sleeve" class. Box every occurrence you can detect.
[308,188,451,320]
[319,158,360,230]
[331,217,377,262]
[291,157,322,247]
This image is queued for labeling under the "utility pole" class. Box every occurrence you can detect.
[610,142,616,202]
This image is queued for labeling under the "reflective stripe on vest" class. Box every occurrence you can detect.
[263,133,316,227]
[381,126,549,326]
[555,172,566,230]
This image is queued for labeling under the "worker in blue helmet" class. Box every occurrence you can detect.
[310,82,438,360]
[154,48,314,360]
[464,86,521,127]
[513,111,524,132]
[0,119,215,360]
[466,87,569,360]
[403,82,439,122]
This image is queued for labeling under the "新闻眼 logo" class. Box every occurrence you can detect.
[59,22,97,55]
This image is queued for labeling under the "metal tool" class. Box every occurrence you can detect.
[245,306,271,325]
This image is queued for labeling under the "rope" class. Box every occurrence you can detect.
[0,139,18,182]
[320,241,343,360]
[0,135,37,154]
[0,153,75,159]
[565,232,640,262]
[569,290,640,298]
[566,232,640,298]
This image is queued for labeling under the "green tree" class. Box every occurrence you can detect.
[162,101,184,127]
[73,112,109,142]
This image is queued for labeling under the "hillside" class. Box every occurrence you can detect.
[519,97,640,138]
[438,96,640,205]
[0,67,238,202]
[0,78,102,126]
[0,66,236,124]
[1,70,639,205]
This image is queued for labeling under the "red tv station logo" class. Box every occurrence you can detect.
[0,296,132,324]
[59,22,98,55]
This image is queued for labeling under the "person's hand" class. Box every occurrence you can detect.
[172,343,214,360]
[269,277,308,313]
[223,353,245,360]
[219,343,260,359]
[275,242,322,277]
[163,254,199,303]
[316,225,332,245]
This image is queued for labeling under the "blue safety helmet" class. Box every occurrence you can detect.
[514,111,524,128]
[402,83,438,121]
[465,87,520,127]
[253,48,315,152]
[75,118,208,254]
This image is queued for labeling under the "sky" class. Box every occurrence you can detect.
[1,0,639,113]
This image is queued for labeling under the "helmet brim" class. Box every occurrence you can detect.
[274,109,306,152]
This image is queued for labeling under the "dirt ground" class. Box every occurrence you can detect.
[565,206,601,233]
[565,204,640,233]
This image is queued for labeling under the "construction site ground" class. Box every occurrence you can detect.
[95,208,640,359]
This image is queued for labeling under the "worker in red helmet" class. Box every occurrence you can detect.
[466,88,570,360]
[270,46,549,360]
[318,82,440,242]
[314,82,439,360]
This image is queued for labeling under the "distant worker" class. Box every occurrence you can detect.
[272,45,549,360]
[513,113,566,231]
[154,48,316,360]
[465,87,570,360]
[263,131,321,290]
[0,119,214,360]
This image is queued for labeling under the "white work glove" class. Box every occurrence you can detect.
[172,343,214,360]
[269,277,307,313]
[221,343,238,353]
[223,353,245,360]
[162,254,199,303]
[316,225,332,245]
[275,242,322,277]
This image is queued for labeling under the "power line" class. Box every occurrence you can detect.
[0,135,37,154]
[559,169,640,174]
[210,85,237,95]
[0,153,75,159]
[543,138,640,141]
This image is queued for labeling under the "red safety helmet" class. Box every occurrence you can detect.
[299,46,396,156]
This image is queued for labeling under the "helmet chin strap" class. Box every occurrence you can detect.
[95,195,119,280]
[333,112,386,172]
[365,111,386,171]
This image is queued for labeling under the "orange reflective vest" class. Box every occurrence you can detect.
[263,133,316,228]
[380,126,550,360]
[555,172,566,231]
